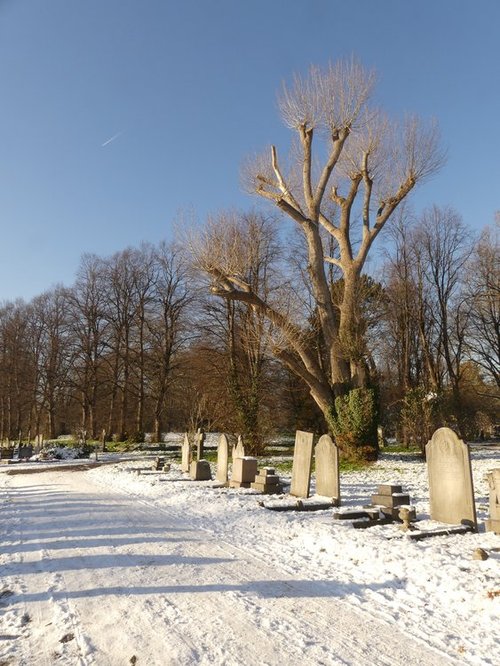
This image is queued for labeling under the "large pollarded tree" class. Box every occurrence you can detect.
[193,60,444,458]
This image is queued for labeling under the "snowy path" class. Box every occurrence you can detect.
[0,468,459,666]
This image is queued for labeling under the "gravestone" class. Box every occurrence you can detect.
[216,434,230,484]
[290,430,314,498]
[426,427,477,529]
[194,428,205,460]
[377,426,385,449]
[229,457,258,488]
[189,459,212,481]
[314,434,340,505]
[486,468,500,534]
[181,433,192,473]
[232,435,245,461]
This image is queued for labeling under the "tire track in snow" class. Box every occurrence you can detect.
[3,469,460,666]
[1,480,94,665]
[118,493,458,665]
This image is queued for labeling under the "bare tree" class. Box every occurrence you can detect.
[414,206,474,427]
[0,301,32,441]
[466,224,500,388]
[29,288,74,439]
[66,254,111,438]
[145,242,191,442]
[195,212,279,453]
[192,60,444,458]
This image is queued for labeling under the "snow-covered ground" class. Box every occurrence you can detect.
[0,446,498,665]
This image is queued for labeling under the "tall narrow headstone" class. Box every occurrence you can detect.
[216,434,230,484]
[314,434,340,505]
[181,433,192,473]
[232,435,245,461]
[194,428,205,460]
[290,430,314,498]
[426,427,477,529]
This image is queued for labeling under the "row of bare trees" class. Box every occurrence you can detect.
[0,210,496,451]
[0,234,317,450]
[0,242,191,443]
[379,207,499,447]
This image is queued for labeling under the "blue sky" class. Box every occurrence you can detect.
[0,0,499,302]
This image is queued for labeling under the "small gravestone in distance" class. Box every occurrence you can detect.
[194,428,205,460]
[290,430,314,498]
[181,433,191,473]
[216,434,230,484]
[232,435,245,461]
[314,434,340,505]
[426,427,477,529]
[190,459,212,481]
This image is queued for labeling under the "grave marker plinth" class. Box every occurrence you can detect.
[251,467,282,494]
[229,457,258,488]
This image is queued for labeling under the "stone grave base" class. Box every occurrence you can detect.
[230,457,258,489]
[371,484,410,508]
[251,467,282,494]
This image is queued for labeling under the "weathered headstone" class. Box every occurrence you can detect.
[181,432,192,473]
[486,468,500,534]
[194,428,205,460]
[290,430,314,498]
[314,434,340,505]
[216,434,230,484]
[426,427,477,529]
[189,459,212,481]
[229,457,258,488]
[232,435,245,461]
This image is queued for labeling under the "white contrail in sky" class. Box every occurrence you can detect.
[101,132,122,147]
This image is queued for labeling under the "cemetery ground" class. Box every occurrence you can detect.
[0,441,498,666]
